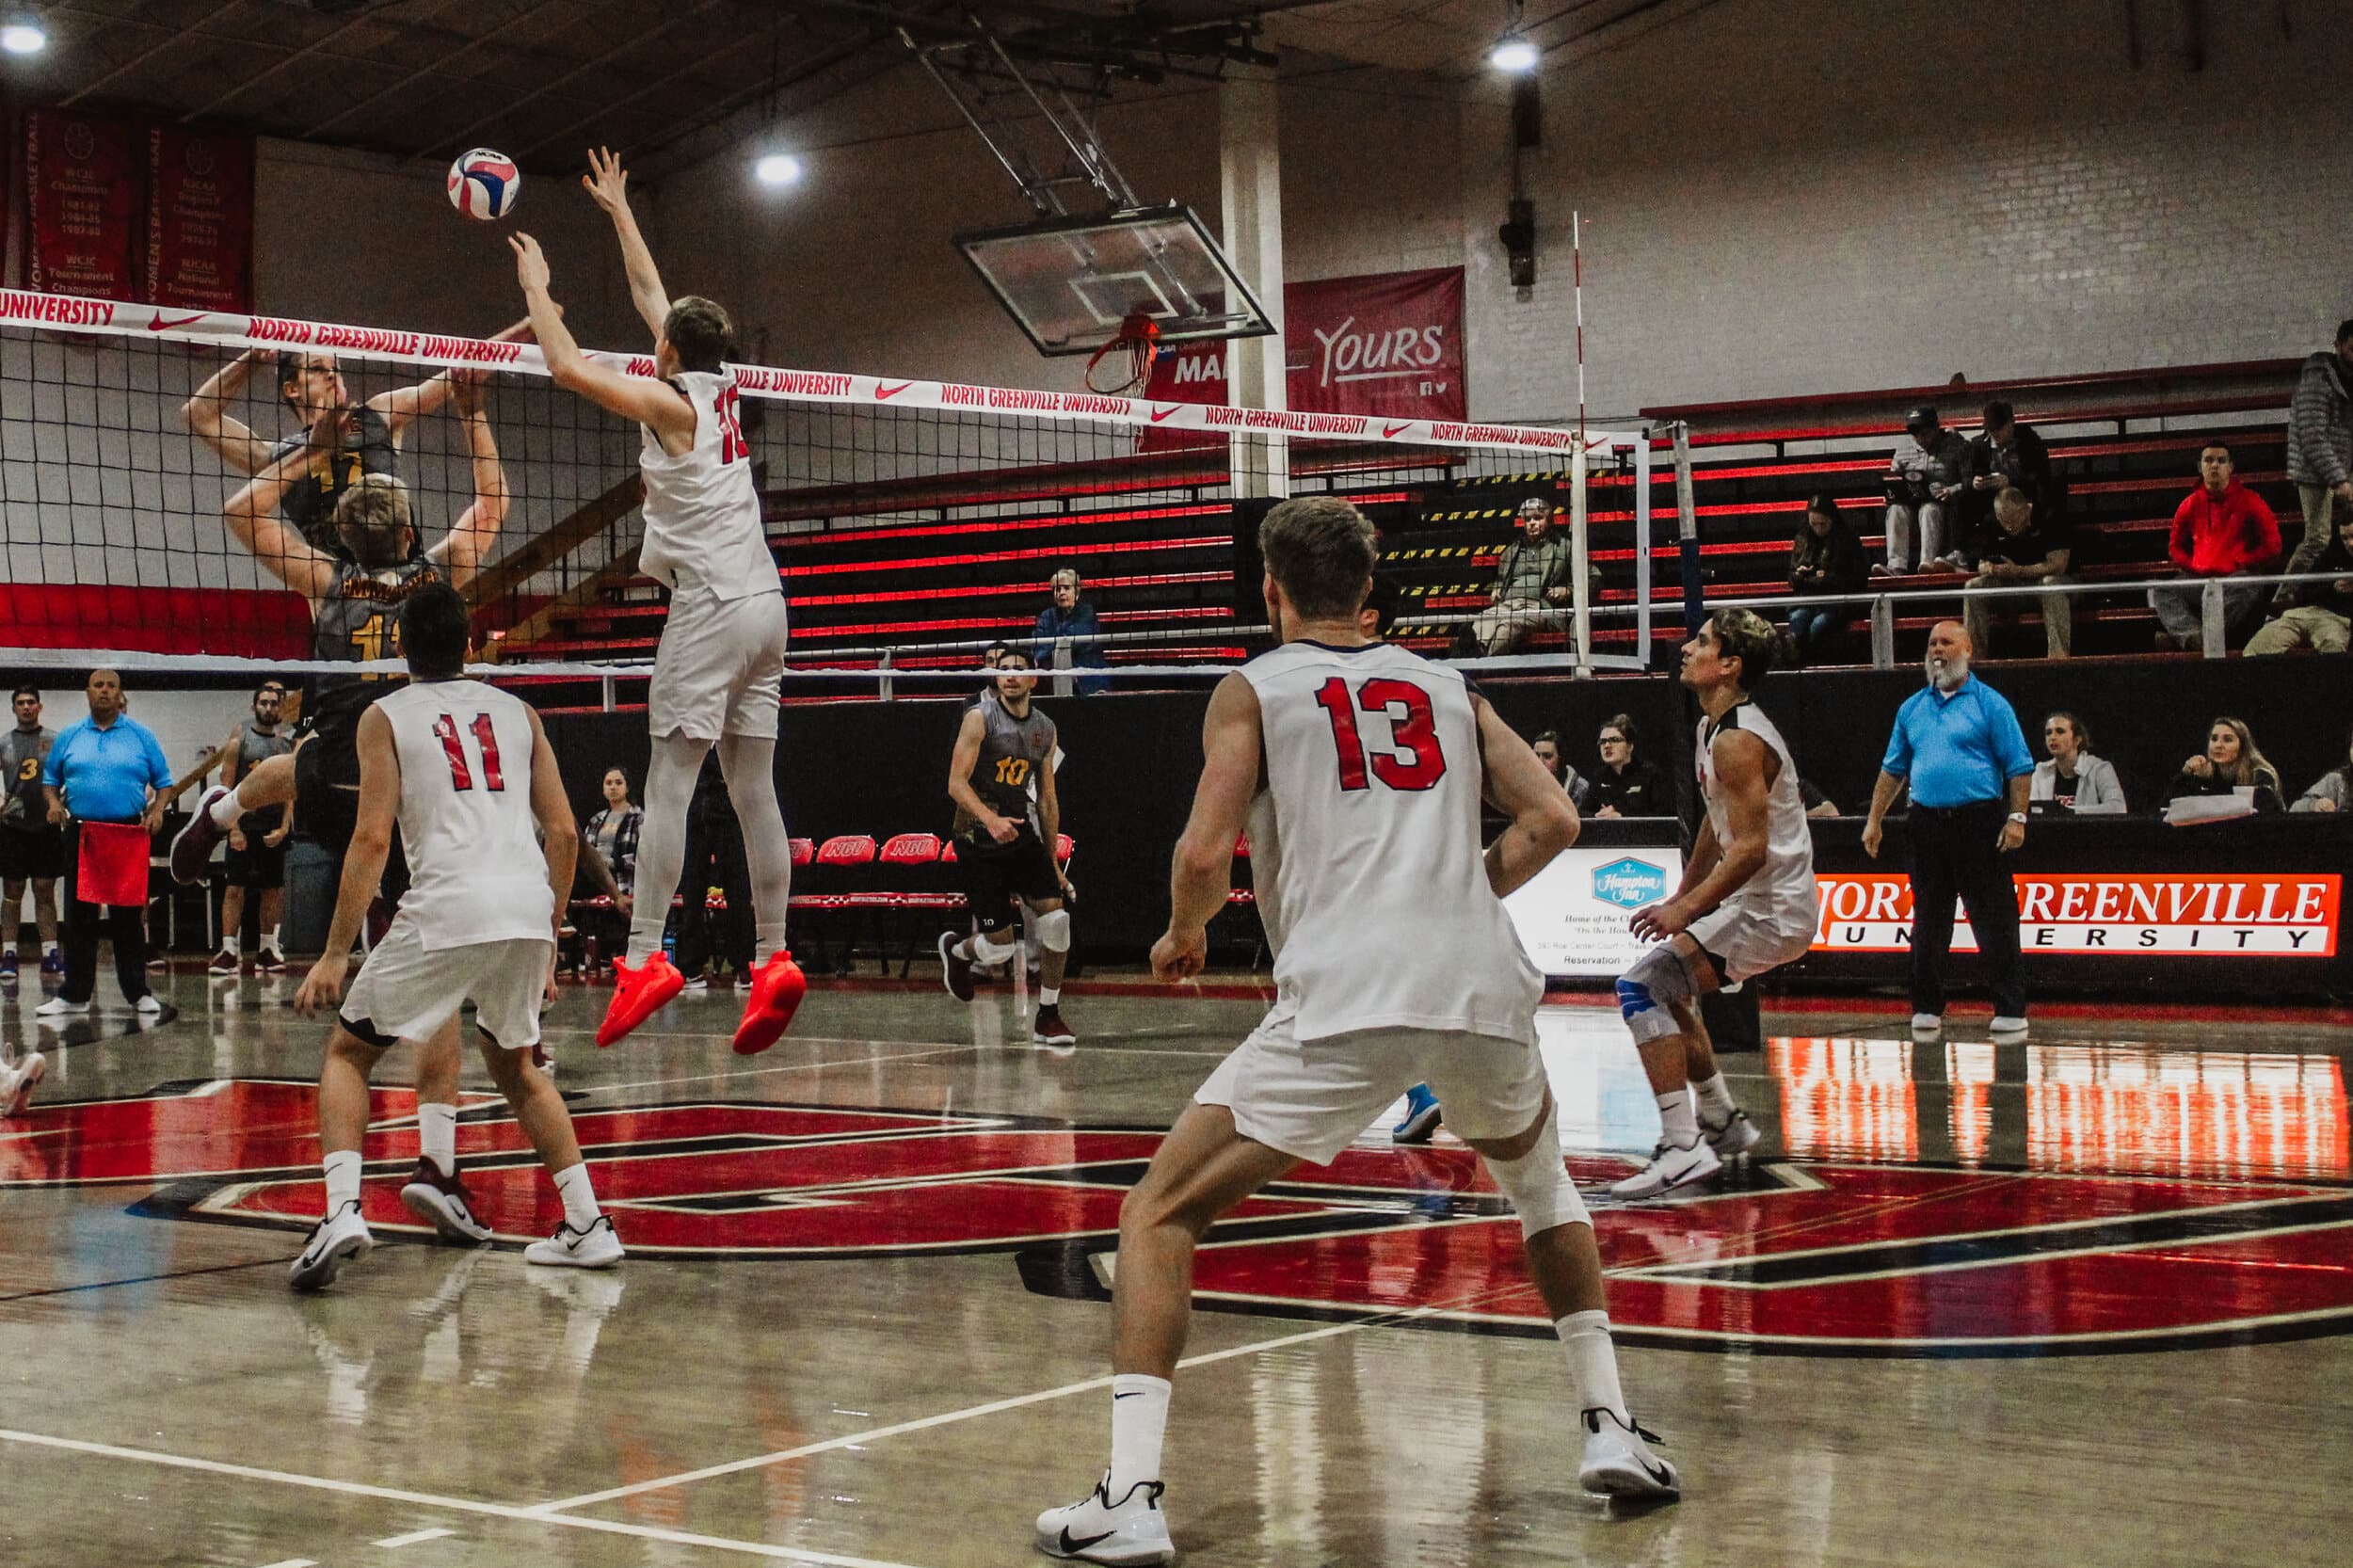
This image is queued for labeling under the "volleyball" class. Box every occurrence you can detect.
[447,148,520,220]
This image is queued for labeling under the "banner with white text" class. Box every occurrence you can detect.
[1812,872,2342,957]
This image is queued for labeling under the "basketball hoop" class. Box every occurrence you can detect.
[1084,311,1162,395]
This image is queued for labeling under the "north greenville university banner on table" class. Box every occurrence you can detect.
[1812,872,2341,957]
[1503,844,1688,977]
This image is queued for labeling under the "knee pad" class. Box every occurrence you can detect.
[971,928,1017,965]
[1614,943,1694,1046]
[1033,906,1071,953]
[1481,1111,1591,1240]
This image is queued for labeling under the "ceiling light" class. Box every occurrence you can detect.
[0,17,46,56]
[754,152,802,187]
[1490,36,1539,73]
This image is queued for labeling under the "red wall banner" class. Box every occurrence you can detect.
[24,108,140,299]
[1813,872,2342,957]
[1143,266,1465,446]
[144,124,254,312]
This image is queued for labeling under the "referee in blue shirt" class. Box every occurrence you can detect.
[37,670,173,1014]
[1861,621,2036,1036]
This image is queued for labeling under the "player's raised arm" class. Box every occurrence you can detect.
[369,315,538,441]
[583,147,670,342]
[295,705,400,1016]
[510,232,695,448]
[182,348,277,477]
[1472,694,1580,900]
[1156,672,1262,982]
[522,707,581,936]
[427,370,508,593]
[223,415,344,601]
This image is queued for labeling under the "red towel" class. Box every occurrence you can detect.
[76,821,150,907]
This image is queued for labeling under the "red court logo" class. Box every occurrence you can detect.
[11,1080,2352,1356]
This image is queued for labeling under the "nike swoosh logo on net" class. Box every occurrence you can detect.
[148,312,208,330]
[874,381,913,400]
[1150,405,1181,423]
[1383,423,1412,438]
[1059,1528,1115,1553]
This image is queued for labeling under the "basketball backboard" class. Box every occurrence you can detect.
[956,204,1276,358]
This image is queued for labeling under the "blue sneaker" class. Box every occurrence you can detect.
[0,950,16,978]
[38,950,63,978]
[1391,1083,1442,1144]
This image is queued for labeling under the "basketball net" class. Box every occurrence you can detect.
[1083,312,1162,395]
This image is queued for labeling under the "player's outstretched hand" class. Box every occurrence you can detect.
[1151,927,1206,984]
[294,954,348,1018]
[583,147,630,215]
[1628,900,1689,942]
[510,232,551,293]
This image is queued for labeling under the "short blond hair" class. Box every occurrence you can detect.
[334,473,413,565]
[1049,568,1081,590]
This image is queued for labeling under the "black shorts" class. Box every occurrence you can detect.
[0,826,65,882]
[223,832,287,891]
[958,828,1061,928]
[294,727,410,906]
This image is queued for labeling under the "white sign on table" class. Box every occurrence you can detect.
[1503,843,1688,978]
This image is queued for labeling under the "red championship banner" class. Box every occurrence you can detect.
[1143,266,1466,448]
[1813,872,2342,958]
[24,109,141,299]
[144,125,254,312]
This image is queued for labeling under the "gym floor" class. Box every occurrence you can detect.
[4,968,2348,1567]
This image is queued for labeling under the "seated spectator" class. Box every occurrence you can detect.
[1962,488,2073,659]
[1471,497,1578,656]
[1588,713,1668,817]
[1964,400,2058,558]
[1530,729,1593,809]
[2246,489,2351,655]
[2284,320,2353,605]
[1876,405,1971,575]
[1032,569,1108,695]
[2029,712,2126,814]
[2291,727,2353,812]
[1786,493,1867,661]
[2151,442,2280,649]
[2169,716,2284,813]
[580,768,641,974]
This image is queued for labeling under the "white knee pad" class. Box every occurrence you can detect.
[1481,1111,1591,1240]
[1614,943,1695,1046]
[971,928,1017,965]
[1034,906,1071,953]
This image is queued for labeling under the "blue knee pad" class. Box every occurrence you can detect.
[1614,944,1693,1045]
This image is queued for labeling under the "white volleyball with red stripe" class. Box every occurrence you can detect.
[447,148,520,220]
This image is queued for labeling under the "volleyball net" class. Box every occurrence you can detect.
[0,291,1659,704]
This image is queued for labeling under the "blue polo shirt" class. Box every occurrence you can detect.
[1880,675,2034,808]
[43,712,173,824]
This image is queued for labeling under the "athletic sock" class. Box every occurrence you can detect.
[1107,1373,1173,1496]
[1555,1309,1629,1423]
[209,789,244,829]
[1039,986,1061,1007]
[1692,1072,1737,1120]
[1655,1089,1699,1146]
[417,1102,457,1177]
[323,1149,361,1213]
[221,937,241,957]
[262,925,280,952]
[552,1162,601,1230]
[1,945,13,959]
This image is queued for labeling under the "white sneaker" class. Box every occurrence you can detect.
[1609,1137,1721,1200]
[1911,1012,1943,1037]
[1035,1472,1174,1564]
[33,995,88,1016]
[0,1050,45,1116]
[524,1215,625,1269]
[289,1200,374,1291]
[1989,1015,2029,1037]
[1701,1107,1760,1160]
[1577,1408,1680,1499]
[134,994,163,1016]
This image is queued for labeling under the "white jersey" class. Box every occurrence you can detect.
[375,682,554,951]
[1695,699,1820,934]
[638,369,781,601]
[1240,640,1542,1045]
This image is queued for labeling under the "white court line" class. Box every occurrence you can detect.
[528,1307,1442,1515]
[373,1527,456,1547]
[255,1560,315,1568]
[564,1044,974,1100]
[0,1428,923,1568]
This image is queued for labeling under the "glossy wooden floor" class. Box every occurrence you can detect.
[3,965,2349,1568]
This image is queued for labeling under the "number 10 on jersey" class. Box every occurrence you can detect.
[1314,677,1447,792]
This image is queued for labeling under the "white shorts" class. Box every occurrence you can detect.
[1194,1012,1547,1166]
[1688,903,1815,984]
[340,917,551,1051]
[648,586,788,742]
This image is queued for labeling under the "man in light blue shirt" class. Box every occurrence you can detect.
[39,669,172,1014]
[1862,622,2034,1037]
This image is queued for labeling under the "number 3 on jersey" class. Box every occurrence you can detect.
[431,713,506,792]
[1314,677,1447,792]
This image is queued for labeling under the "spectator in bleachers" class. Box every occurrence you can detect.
[2151,441,2280,649]
[2246,491,2351,656]
[579,769,641,975]
[1530,730,1593,809]
[1877,406,1972,575]
[2285,320,2353,602]
[1786,494,1867,662]
[1471,497,1579,655]
[1965,401,2057,562]
[1032,569,1108,695]
[1962,488,2073,659]
[2169,717,2284,813]
[2291,728,2353,811]
[1589,714,1668,817]
[2030,712,2125,814]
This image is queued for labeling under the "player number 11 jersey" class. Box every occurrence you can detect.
[375,682,554,951]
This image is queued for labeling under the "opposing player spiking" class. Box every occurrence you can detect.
[1035,498,1677,1566]
[1608,608,1817,1199]
[509,148,803,1055]
[287,584,619,1287]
